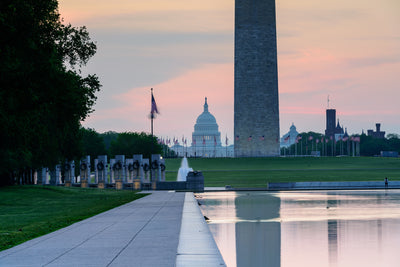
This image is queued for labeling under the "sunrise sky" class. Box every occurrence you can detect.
[58,0,400,144]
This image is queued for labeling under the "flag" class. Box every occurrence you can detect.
[151,89,159,115]
[316,139,320,144]
[235,135,239,141]
[260,135,265,141]
[297,135,302,140]
[342,137,348,142]
[193,139,196,145]
[308,136,313,141]
[202,136,206,145]
[248,136,252,141]
[214,136,217,146]
[284,135,290,142]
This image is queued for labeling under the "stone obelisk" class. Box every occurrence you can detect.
[234,0,280,157]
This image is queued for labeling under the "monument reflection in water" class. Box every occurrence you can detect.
[199,190,400,267]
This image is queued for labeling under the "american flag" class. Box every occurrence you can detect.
[284,135,290,142]
[308,136,313,141]
[248,136,252,141]
[235,135,239,141]
[260,135,265,141]
[151,89,159,115]
[202,136,206,145]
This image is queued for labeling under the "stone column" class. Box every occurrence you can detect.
[133,154,143,190]
[95,155,108,189]
[113,155,125,190]
[150,154,161,189]
[80,156,90,188]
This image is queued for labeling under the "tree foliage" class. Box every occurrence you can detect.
[0,0,100,185]
[109,132,162,159]
[80,128,107,158]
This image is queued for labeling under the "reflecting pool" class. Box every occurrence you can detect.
[198,190,400,267]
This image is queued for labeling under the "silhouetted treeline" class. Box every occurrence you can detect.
[0,0,100,185]
[282,132,400,157]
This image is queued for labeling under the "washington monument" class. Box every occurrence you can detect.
[234,0,280,157]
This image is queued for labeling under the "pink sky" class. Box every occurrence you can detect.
[59,0,400,144]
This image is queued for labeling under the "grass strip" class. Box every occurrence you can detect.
[0,186,147,251]
[165,157,400,187]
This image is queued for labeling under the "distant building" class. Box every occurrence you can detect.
[325,109,344,140]
[170,98,234,157]
[280,123,299,148]
[367,123,385,139]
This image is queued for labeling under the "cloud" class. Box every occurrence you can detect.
[83,63,234,139]
[344,56,400,68]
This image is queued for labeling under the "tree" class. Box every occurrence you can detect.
[101,131,119,151]
[109,132,162,159]
[80,128,107,158]
[0,0,100,185]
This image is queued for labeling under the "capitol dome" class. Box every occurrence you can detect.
[196,98,217,124]
[170,97,234,158]
[192,97,221,148]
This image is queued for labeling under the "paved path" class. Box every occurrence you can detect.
[0,191,225,267]
[0,191,184,266]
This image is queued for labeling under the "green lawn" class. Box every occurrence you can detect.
[165,157,400,187]
[0,186,146,251]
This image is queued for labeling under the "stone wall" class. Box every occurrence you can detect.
[234,0,280,157]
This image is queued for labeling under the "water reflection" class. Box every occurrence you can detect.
[199,190,400,267]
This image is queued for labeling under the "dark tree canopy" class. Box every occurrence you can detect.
[0,0,100,185]
[109,132,162,159]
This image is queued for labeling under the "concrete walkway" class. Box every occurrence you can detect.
[0,191,224,267]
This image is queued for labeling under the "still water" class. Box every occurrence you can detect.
[198,190,400,267]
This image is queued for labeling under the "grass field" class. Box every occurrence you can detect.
[165,157,400,187]
[0,186,146,251]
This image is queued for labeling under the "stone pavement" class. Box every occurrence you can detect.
[0,191,225,267]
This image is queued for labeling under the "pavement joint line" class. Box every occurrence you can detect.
[43,206,148,267]
[0,199,145,260]
[0,216,93,260]
[106,192,175,267]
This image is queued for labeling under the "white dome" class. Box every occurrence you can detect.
[195,97,217,124]
[192,97,221,147]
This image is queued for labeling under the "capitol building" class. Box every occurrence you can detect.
[171,98,234,157]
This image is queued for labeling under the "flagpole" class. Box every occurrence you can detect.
[151,88,154,136]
